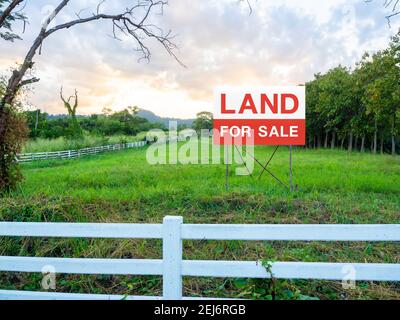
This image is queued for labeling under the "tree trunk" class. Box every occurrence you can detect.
[341,138,345,149]
[331,131,336,149]
[317,134,322,149]
[0,36,43,109]
[380,133,384,155]
[392,135,396,156]
[348,131,353,153]
[354,136,358,151]
[324,132,328,148]
[0,1,70,194]
[361,136,365,153]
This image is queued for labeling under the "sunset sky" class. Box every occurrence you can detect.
[1,0,399,118]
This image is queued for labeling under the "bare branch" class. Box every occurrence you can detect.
[19,77,40,88]
[1,0,184,110]
[73,89,78,113]
[59,86,67,104]
[45,2,185,67]
[365,0,400,26]
[239,0,253,15]
[41,0,70,31]
[0,0,24,28]
[97,0,106,15]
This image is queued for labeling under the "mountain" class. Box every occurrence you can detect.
[45,109,195,127]
[137,109,195,127]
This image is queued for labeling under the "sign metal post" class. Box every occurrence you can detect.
[225,145,229,191]
[289,145,293,192]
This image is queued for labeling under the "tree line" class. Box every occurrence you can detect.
[305,31,399,155]
[24,106,168,140]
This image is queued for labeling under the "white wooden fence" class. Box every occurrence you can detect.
[0,216,399,300]
[17,141,147,163]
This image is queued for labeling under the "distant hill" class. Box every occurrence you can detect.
[45,109,195,127]
[137,109,194,127]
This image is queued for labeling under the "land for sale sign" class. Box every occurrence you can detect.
[213,86,306,145]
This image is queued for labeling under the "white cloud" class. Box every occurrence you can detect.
[0,0,398,118]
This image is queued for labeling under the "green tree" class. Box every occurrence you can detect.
[0,78,27,193]
[317,66,354,150]
[362,45,399,154]
[305,75,324,148]
[192,111,213,133]
[387,31,400,155]
[108,107,149,135]
[24,109,48,139]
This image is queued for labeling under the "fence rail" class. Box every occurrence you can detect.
[17,141,147,163]
[0,217,399,300]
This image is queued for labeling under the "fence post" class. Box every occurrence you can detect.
[162,216,183,300]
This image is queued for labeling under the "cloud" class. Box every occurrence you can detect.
[0,0,398,118]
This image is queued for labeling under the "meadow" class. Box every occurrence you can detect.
[22,133,148,153]
[0,143,399,300]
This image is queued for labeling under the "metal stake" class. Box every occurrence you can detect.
[289,145,293,192]
[225,145,229,191]
[258,146,279,179]
[248,153,289,189]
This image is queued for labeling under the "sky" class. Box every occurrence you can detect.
[0,0,399,118]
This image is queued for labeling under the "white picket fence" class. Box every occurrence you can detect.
[0,216,399,300]
[17,141,147,163]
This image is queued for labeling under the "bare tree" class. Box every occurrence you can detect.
[0,0,27,41]
[60,87,82,138]
[60,87,78,118]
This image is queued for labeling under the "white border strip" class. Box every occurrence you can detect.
[2,223,400,241]
[0,222,162,239]
[1,257,399,281]
[182,224,400,241]
[183,261,400,281]
[0,257,163,275]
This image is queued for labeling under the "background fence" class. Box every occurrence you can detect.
[0,216,399,300]
[17,141,147,163]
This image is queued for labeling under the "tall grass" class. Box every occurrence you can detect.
[23,134,146,153]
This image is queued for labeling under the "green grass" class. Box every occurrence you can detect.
[0,143,399,300]
[23,134,145,153]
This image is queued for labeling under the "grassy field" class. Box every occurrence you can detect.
[0,143,399,300]
[22,133,147,153]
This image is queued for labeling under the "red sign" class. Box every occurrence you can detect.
[213,86,306,145]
